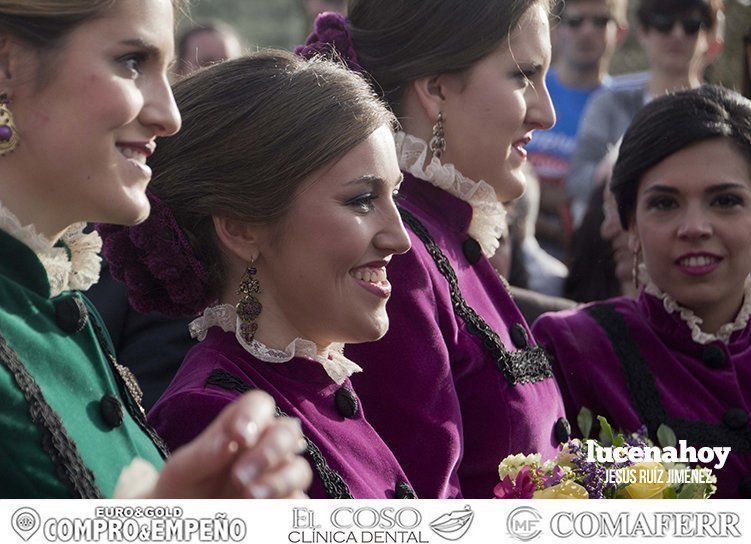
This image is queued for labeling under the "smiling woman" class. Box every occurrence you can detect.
[296,0,566,499]
[99,51,415,499]
[533,85,751,498]
[0,0,311,499]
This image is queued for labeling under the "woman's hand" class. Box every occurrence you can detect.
[149,390,312,498]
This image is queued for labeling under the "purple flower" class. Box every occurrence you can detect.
[567,440,607,499]
[494,466,537,499]
[97,191,212,318]
[294,12,363,73]
[542,465,566,488]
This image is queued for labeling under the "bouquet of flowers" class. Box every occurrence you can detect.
[494,408,717,499]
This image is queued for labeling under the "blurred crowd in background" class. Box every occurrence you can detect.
[171,0,751,310]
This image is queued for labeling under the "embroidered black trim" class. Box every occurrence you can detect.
[0,331,102,498]
[89,318,170,459]
[587,304,751,451]
[399,208,553,385]
[205,368,355,499]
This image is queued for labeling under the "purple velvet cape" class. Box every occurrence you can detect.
[533,291,751,498]
[148,328,414,499]
[346,173,566,499]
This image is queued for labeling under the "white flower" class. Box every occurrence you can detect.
[556,439,582,468]
[498,453,541,481]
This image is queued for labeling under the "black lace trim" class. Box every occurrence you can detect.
[399,208,553,385]
[0,331,103,498]
[205,368,354,499]
[89,318,170,459]
[587,304,751,451]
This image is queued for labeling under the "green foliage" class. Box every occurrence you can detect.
[657,424,677,449]
[662,487,677,499]
[577,406,593,439]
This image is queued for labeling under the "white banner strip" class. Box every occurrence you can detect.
[1,499,749,544]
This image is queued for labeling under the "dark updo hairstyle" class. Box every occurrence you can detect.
[100,50,396,317]
[346,0,550,113]
[611,85,751,230]
[637,0,724,30]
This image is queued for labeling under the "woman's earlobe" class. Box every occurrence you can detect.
[0,36,38,91]
[212,215,262,264]
[0,36,13,85]
[410,76,445,121]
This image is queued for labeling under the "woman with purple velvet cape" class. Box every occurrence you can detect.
[533,86,751,498]
[296,0,567,498]
[100,51,418,499]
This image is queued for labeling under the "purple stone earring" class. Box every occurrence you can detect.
[0,94,19,156]
[236,263,262,343]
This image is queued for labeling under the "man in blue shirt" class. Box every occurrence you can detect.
[528,0,628,258]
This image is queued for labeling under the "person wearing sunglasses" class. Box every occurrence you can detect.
[527,0,628,273]
[566,0,724,230]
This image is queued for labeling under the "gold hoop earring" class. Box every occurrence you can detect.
[0,95,20,156]
[236,263,262,343]
[429,111,446,160]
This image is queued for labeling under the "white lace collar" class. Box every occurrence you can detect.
[395,131,506,258]
[644,275,751,345]
[189,304,363,385]
[0,201,101,297]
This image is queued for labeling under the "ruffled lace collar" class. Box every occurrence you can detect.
[0,201,101,297]
[644,275,751,345]
[189,304,363,385]
[395,131,506,258]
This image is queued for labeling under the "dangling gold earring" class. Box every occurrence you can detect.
[632,251,641,291]
[0,94,20,156]
[429,111,446,160]
[236,263,262,343]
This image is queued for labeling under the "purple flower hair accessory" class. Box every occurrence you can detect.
[294,12,364,73]
[96,191,213,318]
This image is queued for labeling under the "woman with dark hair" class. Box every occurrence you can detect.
[533,85,751,498]
[297,0,565,498]
[0,0,309,498]
[564,181,622,302]
[100,51,415,499]
[565,146,637,302]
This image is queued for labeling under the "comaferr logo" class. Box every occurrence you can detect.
[429,506,474,541]
[551,512,741,538]
[507,506,542,542]
[505,508,742,540]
